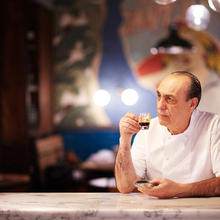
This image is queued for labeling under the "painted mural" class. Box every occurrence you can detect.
[53,0,220,129]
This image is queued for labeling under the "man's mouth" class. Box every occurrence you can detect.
[158,113,168,117]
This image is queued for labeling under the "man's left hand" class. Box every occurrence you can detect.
[138,178,182,199]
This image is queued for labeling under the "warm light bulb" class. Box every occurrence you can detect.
[93,90,110,107]
[185,5,210,31]
[155,0,177,5]
[208,0,220,12]
[121,89,138,106]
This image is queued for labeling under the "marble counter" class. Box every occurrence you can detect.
[0,193,220,220]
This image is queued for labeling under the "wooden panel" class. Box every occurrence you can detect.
[0,0,30,174]
[0,0,27,142]
[34,5,54,136]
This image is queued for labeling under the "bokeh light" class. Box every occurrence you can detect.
[121,89,138,106]
[93,90,110,107]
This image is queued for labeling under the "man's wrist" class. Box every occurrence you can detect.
[119,136,132,145]
[175,183,192,198]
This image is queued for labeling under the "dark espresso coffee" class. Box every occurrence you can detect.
[139,122,150,127]
[139,120,150,130]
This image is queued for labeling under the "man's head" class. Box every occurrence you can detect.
[171,71,201,107]
[156,71,201,135]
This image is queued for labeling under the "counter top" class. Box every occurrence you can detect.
[0,193,220,220]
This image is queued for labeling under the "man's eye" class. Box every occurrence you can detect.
[167,97,174,102]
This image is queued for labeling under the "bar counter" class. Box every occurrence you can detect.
[0,193,220,220]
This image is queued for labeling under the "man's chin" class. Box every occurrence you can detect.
[158,118,168,127]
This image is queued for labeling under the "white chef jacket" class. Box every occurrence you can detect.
[131,109,220,184]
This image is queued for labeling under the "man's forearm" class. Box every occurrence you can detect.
[114,137,139,193]
[178,177,220,198]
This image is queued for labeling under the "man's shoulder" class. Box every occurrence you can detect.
[195,108,220,119]
[194,109,220,130]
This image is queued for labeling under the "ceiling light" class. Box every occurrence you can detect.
[151,23,197,54]
[185,4,210,31]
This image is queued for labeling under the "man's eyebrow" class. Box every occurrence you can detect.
[156,90,175,98]
[165,94,175,97]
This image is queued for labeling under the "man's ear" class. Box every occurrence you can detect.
[189,97,198,111]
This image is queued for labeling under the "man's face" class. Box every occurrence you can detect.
[156,75,194,135]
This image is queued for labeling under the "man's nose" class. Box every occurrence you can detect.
[157,98,166,110]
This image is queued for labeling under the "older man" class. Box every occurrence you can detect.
[115,71,220,198]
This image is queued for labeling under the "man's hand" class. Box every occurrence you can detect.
[138,177,220,198]
[137,178,182,199]
[119,112,140,140]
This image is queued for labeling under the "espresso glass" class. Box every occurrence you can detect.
[138,113,150,130]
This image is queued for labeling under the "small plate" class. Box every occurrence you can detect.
[133,180,154,189]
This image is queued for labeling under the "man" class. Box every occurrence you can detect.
[115,71,220,198]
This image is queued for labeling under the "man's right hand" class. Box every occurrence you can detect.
[119,112,140,140]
